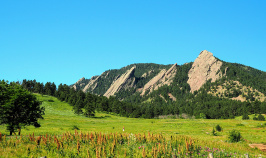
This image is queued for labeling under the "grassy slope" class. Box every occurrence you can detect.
[0,94,265,144]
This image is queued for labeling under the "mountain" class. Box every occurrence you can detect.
[72,63,173,95]
[72,50,266,104]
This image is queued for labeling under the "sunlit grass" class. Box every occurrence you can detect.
[0,94,265,157]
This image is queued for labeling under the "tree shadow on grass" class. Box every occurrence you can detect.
[92,115,111,119]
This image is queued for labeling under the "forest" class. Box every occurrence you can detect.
[20,76,266,120]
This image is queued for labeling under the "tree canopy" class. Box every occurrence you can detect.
[0,80,45,135]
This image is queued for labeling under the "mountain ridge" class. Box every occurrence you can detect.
[72,50,266,103]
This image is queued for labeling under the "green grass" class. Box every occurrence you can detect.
[0,94,266,157]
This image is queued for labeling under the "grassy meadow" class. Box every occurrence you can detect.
[0,94,265,157]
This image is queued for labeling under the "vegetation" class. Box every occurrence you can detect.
[1,130,262,158]
[20,70,266,120]
[215,124,222,132]
[0,80,44,135]
[220,62,266,95]
[0,94,265,157]
[242,113,250,120]
[75,63,172,95]
[228,130,242,143]
[257,114,265,121]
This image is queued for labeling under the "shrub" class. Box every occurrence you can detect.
[199,113,206,119]
[257,114,265,121]
[242,113,249,120]
[71,125,80,130]
[212,128,217,136]
[228,130,242,143]
[215,124,222,132]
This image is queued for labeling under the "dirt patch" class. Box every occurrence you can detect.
[249,144,266,152]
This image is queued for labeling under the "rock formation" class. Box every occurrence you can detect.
[82,76,100,92]
[141,63,177,95]
[187,50,223,92]
[104,66,136,97]
[73,77,85,90]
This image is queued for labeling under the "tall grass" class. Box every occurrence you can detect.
[0,131,263,157]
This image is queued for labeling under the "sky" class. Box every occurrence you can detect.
[1,1,265,86]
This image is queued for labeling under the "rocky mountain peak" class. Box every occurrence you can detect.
[187,50,223,92]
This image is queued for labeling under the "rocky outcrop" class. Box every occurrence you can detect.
[83,76,100,92]
[141,70,154,78]
[141,64,177,95]
[168,93,176,101]
[187,50,223,92]
[73,77,85,90]
[104,66,136,97]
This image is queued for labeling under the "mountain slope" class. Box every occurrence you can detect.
[73,63,173,96]
[72,50,266,105]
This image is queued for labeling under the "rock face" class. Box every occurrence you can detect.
[187,50,223,92]
[104,66,136,97]
[141,63,177,95]
[73,77,85,90]
[82,76,100,92]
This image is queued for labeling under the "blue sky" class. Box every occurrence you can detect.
[1,1,265,86]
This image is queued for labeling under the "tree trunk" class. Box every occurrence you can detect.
[9,130,13,136]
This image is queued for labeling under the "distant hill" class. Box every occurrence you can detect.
[72,50,266,104]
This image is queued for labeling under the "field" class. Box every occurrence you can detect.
[0,94,266,157]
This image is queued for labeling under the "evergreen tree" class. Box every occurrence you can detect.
[74,99,84,115]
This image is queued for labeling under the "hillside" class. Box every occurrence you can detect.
[18,50,266,120]
[73,63,173,95]
[73,50,266,104]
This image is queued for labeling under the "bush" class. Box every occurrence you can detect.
[242,113,249,120]
[228,130,242,143]
[257,114,265,121]
[199,113,206,119]
[71,125,80,130]
[215,124,222,132]
[253,117,258,120]
[212,128,217,136]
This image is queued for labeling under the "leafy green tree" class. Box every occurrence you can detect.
[199,113,206,119]
[0,80,44,135]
